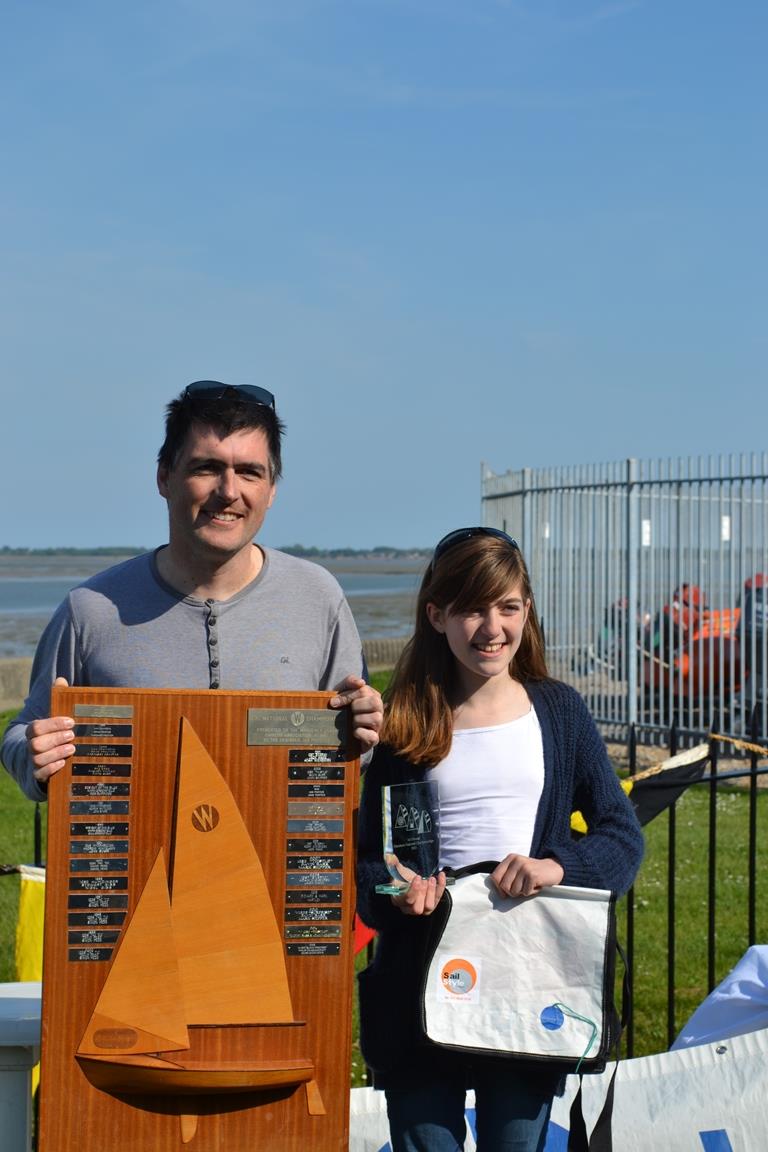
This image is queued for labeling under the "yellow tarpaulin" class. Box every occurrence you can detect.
[14,864,44,1094]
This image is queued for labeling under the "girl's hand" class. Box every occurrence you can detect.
[391,870,447,916]
[491,854,564,898]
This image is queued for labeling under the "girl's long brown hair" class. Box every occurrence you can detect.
[381,534,548,766]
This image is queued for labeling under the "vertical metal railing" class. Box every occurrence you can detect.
[620,718,766,1057]
[707,738,719,994]
[665,722,678,1048]
[482,452,768,746]
[748,707,760,946]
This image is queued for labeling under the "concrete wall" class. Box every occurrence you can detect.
[0,661,32,713]
[362,638,406,672]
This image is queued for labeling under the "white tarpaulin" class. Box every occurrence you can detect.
[671,945,768,1050]
[351,1024,768,1150]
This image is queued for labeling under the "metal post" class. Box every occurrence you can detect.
[666,721,678,1048]
[626,459,639,727]
[707,737,718,992]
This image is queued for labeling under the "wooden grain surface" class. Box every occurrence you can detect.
[40,686,360,1152]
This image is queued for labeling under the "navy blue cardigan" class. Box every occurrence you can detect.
[355,678,644,1084]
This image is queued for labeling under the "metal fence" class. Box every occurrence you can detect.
[622,720,768,1055]
[482,454,768,745]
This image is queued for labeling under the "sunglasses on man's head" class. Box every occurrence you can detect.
[432,527,520,566]
[183,380,275,410]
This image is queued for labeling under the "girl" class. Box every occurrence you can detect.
[357,527,644,1152]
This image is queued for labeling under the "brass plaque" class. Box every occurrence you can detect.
[73,704,134,718]
[287,801,343,817]
[286,818,344,834]
[247,707,346,746]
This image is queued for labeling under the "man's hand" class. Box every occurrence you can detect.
[27,676,74,786]
[330,675,383,749]
[491,854,565,898]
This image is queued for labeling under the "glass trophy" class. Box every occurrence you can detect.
[375,780,440,895]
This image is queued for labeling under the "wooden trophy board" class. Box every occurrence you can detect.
[40,686,360,1152]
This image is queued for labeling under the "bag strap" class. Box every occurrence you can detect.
[442,860,499,883]
[616,940,631,1032]
[567,1064,618,1152]
[567,939,629,1151]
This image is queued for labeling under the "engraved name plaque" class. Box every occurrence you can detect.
[247,707,347,746]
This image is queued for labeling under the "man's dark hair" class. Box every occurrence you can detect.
[157,389,285,480]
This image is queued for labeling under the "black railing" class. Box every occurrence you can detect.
[622,707,767,1057]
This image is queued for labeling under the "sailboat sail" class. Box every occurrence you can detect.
[77,849,189,1056]
[170,718,294,1025]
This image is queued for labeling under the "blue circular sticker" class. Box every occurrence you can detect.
[540,1005,565,1031]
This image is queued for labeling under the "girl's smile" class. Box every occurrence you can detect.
[427,586,530,687]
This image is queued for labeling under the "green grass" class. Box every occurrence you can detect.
[368,669,391,695]
[627,783,768,1053]
[2,694,766,1077]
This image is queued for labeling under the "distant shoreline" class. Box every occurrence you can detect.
[1,545,431,560]
[0,547,430,580]
[0,551,421,666]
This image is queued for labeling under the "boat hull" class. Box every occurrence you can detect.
[77,1052,315,1095]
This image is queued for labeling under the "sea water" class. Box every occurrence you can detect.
[0,554,423,658]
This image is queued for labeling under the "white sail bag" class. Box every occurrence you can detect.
[421,868,618,1071]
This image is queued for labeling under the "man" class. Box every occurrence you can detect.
[2,381,382,801]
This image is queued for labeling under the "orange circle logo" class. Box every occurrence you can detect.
[440,958,477,995]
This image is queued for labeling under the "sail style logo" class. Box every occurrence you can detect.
[439,957,480,1000]
[191,804,220,833]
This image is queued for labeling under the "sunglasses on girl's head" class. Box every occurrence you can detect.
[432,527,520,565]
[183,380,276,410]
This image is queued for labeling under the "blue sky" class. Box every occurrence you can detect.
[2,0,766,551]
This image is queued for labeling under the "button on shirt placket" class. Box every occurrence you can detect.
[205,600,221,689]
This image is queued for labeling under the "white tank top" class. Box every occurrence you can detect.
[425,707,544,870]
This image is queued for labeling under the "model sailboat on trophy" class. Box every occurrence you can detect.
[75,718,321,1143]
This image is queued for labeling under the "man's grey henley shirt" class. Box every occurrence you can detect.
[1,547,365,801]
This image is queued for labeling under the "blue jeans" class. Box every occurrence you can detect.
[385,1064,553,1152]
